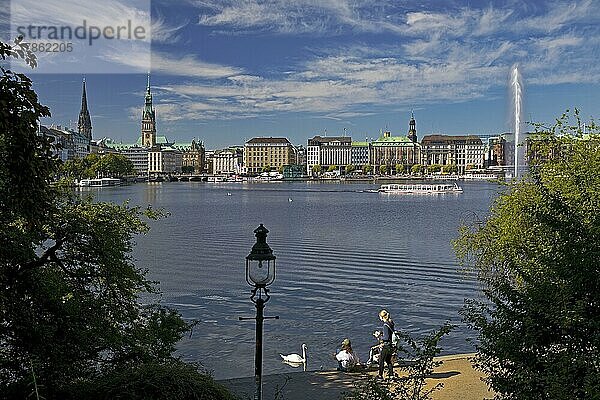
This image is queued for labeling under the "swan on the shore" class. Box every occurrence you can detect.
[288,197,293,202]
[280,343,307,363]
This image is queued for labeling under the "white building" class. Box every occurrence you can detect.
[306,136,352,174]
[148,146,182,174]
[213,147,243,175]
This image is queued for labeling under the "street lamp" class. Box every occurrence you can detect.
[240,224,278,400]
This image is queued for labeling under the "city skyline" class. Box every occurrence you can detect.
[4,0,600,148]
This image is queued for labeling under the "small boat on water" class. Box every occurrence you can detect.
[77,178,121,187]
[378,183,463,194]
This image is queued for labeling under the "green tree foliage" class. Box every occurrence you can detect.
[411,164,423,175]
[262,164,272,173]
[426,164,441,173]
[327,164,338,172]
[346,164,356,174]
[93,153,135,178]
[312,164,322,174]
[395,164,403,175]
[68,360,237,400]
[363,163,373,174]
[379,165,388,175]
[455,110,600,399]
[441,164,452,174]
[181,165,195,174]
[1,38,233,399]
[61,153,134,181]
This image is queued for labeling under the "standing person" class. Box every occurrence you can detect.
[377,309,395,379]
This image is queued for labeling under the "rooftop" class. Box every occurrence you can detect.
[421,134,483,145]
[308,136,352,145]
[246,137,291,144]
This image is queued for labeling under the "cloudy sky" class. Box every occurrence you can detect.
[3,0,600,148]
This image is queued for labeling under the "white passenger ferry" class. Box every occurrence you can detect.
[77,178,121,187]
[378,183,463,194]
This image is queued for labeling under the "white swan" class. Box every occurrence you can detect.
[288,198,293,202]
[280,343,307,363]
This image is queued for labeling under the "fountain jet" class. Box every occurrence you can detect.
[510,64,523,178]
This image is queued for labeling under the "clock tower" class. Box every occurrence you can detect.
[141,73,156,147]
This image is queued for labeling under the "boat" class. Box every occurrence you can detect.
[378,183,463,194]
[77,178,121,187]
[254,172,284,182]
[462,173,498,181]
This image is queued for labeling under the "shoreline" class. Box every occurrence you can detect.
[219,353,493,400]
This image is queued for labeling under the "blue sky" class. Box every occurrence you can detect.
[2,0,600,149]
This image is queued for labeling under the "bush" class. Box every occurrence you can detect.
[67,360,237,400]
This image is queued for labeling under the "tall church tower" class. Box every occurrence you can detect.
[408,111,417,143]
[141,73,156,147]
[77,78,92,140]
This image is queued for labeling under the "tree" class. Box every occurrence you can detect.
[262,164,272,173]
[93,153,135,178]
[395,164,403,175]
[181,165,195,174]
[363,163,373,174]
[455,110,600,399]
[312,164,322,174]
[379,165,388,175]
[327,164,338,173]
[411,164,423,175]
[426,164,441,173]
[278,165,284,174]
[1,38,231,399]
[346,164,356,174]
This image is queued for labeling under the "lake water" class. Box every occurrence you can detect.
[92,181,500,379]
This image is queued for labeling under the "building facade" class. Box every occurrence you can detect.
[351,141,370,167]
[178,139,205,174]
[244,137,295,174]
[148,146,182,174]
[120,146,149,176]
[370,131,420,172]
[306,136,352,174]
[213,147,243,175]
[420,135,485,173]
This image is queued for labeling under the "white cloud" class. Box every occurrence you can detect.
[102,47,243,77]
[121,0,600,122]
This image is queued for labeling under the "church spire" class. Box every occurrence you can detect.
[77,77,92,140]
[408,110,417,143]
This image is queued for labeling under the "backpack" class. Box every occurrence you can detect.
[391,330,401,350]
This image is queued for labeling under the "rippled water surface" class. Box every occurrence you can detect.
[92,181,499,379]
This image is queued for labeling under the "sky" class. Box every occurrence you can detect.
[2,0,600,149]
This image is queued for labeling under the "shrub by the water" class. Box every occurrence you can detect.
[66,360,237,400]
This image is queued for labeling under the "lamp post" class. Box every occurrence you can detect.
[240,224,278,400]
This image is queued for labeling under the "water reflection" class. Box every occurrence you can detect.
[93,181,499,379]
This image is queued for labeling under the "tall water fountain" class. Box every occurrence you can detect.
[510,64,523,178]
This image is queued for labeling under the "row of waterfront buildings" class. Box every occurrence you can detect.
[41,76,511,178]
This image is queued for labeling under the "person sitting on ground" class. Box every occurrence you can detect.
[333,338,361,372]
